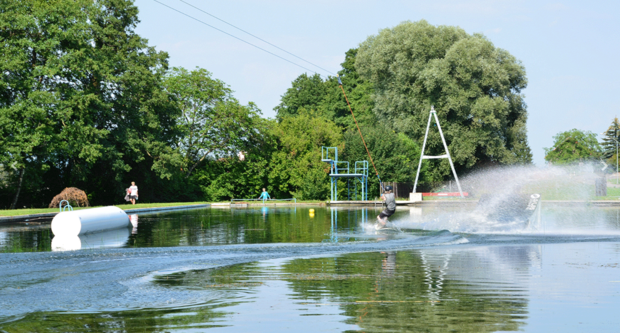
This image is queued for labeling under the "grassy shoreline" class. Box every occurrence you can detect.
[0,202,211,217]
[0,200,327,218]
[2,192,618,218]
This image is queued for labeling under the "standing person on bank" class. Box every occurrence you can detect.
[376,185,396,229]
[129,182,139,205]
[258,188,271,202]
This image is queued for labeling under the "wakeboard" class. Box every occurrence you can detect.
[374,222,399,232]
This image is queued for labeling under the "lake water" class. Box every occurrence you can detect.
[1,205,620,332]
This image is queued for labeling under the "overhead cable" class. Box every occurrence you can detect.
[337,75,383,191]
[178,0,335,76]
[153,0,323,76]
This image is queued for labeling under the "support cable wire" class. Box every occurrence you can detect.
[153,0,322,76]
[178,0,335,76]
[337,75,383,192]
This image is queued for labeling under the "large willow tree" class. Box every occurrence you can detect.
[356,20,532,182]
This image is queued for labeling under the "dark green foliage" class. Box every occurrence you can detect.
[192,111,342,201]
[274,73,327,122]
[601,118,619,171]
[268,109,342,200]
[273,49,376,129]
[0,6,536,207]
[356,20,532,183]
[343,123,425,197]
[191,118,276,202]
[163,67,263,178]
[0,0,179,207]
[544,129,602,165]
[321,49,376,128]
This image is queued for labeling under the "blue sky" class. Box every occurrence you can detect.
[134,0,620,165]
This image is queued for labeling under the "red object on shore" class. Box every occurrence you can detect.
[422,192,468,197]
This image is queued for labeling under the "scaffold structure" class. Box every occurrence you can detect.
[321,146,368,201]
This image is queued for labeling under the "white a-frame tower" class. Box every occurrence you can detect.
[413,106,464,197]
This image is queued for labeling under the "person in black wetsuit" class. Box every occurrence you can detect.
[376,185,396,228]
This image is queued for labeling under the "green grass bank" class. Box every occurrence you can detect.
[0,202,211,218]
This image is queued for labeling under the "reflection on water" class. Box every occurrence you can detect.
[51,227,131,251]
[3,205,620,253]
[327,208,370,243]
[0,244,546,332]
[0,223,52,252]
[130,214,138,234]
[0,207,396,252]
[2,206,620,331]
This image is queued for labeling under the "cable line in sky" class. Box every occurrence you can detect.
[153,0,331,77]
[177,0,336,76]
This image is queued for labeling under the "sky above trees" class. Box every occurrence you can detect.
[134,0,619,166]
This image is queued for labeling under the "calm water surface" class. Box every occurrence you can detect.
[0,206,382,252]
[1,205,620,332]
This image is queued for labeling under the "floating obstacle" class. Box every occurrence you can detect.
[51,206,130,236]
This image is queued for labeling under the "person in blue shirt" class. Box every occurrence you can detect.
[258,188,271,201]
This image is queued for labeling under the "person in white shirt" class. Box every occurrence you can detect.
[129,182,139,205]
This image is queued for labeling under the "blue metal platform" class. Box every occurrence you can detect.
[322,146,368,201]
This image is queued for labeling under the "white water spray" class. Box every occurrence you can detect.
[398,164,611,234]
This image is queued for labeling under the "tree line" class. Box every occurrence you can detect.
[1,1,533,208]
[544,118,620,170]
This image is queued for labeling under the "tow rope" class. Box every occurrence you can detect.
[337,75,383,192]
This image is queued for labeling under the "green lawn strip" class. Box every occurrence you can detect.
[0,202,210,217]
[525,181,620,200]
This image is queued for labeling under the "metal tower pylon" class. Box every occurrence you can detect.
[413,106,464,198]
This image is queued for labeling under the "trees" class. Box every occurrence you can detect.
[320,49,376,129]
[274,49,376,129]
[274,73,327,122]
[269,109,343,200]
[163,67,263,178]
[192,109,342,201]
[0,6,540,206]
[355,20,532,182]
[601,118,619,171]
[343,124,424,197]
[191,117,276,202]
[0,0,89,208]
[0,0,178,207]
[544,129,602,164]
[80,0,179,203]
